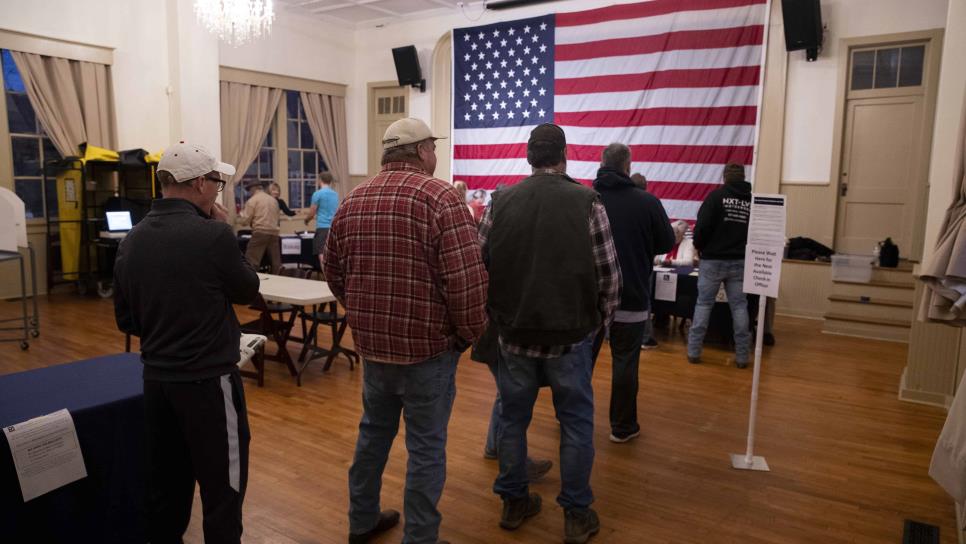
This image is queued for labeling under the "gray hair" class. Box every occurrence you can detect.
[381,141,422,165]
[600,143,631,171]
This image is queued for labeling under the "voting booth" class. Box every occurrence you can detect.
[0,187,39,350]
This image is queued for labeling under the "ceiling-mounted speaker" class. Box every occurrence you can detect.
[782,0,823,61]
[392,45,425,92]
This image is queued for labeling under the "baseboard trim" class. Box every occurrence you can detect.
[821,330,909,344]
[898,366,952,409]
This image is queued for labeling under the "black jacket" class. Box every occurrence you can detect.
[693,180,752,260]
[276,197,297,217]
[593,168,674,312]
[114,198,260,381]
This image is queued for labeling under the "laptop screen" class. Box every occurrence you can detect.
[106,211,133,232]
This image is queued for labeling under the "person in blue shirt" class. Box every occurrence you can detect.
[304,172,339,264]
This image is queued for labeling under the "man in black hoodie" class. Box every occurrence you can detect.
[593,143,674,443]
[688,163,752,368]
[114,143,259,543]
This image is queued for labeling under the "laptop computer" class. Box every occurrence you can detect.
[101,211,133,239]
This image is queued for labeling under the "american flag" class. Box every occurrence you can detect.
[451,0,768,221]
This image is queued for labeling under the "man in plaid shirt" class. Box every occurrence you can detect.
[479,123,620,544]
[323,117,487,544]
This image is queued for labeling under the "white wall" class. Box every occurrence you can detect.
[781,0,948,183]
[0,0,172,152]
[922,0,966,262]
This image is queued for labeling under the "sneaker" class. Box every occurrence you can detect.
[349,509,400,543]
[526,458,553,481]
[500,492,542,530]
[641,338,658,350]
[763,332,775,346]
[564,508,600,544]
[687,356,701,364]
[483,447,497,460]
[608,430,640,443]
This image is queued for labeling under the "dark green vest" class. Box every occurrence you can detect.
[487,172,601,346]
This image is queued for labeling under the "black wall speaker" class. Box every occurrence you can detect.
[781,0,823,61]
[392,45,425,92]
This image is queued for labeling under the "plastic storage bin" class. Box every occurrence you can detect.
[831,254,874,283]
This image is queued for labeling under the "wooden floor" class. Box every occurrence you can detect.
[0,294,957,543]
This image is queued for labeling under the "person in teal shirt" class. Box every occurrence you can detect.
[304,172,339,263]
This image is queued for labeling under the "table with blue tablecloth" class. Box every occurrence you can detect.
[0,353,145,543]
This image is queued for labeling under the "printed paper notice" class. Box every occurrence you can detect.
[3,409,87,502]
[655,271,677,301]
[743,244,783,298]
[281,238,301,255]
[747,194,787,247]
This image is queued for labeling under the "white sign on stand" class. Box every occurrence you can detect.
[3,409,88,501]
[654,270,678,301]
[731,193,786,473]
[281,237,301,256]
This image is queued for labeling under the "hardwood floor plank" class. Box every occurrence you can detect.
[0,294,955,543]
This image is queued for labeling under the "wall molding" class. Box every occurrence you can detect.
[0,28,113,65]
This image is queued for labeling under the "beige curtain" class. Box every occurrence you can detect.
[919,90,966,324]
[10,51,116,156]
[300,92,349,199]
[220,82,282,215]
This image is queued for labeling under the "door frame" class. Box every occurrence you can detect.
[366,80,408,177]
[828,28,944,260]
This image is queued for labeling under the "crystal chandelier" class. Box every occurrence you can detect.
[194,0,275,46]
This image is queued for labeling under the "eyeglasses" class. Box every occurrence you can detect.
[204,175,226,192]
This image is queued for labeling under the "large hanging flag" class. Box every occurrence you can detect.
[451,0,768,220]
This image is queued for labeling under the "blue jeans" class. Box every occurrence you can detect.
[348,351,458,544]
[687,259,750,363]
[493,340,595,510]
[484,361,536,468]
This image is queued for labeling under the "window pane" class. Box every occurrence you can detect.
[288,150,301,179]
[234,184,246,211]
[300,122,314,150]
[303,151,316,177]
[2,50,25,93]
[874,48,899,88]
[263,127,273,147]
[286,90,299,122]
[318,153,328,173]
[899,45,925,87]
[289,181,303,209]
[851,50,875,90]
[42,138,61,163]
[259,149,272,178]
[6,92,36,134]
[45,178,58,219]
[287,120,299,149]
[15,179,43,219]
[245,160,258,178]
[12,136,41,176]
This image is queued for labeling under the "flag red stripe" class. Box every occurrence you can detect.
[556,26,764,61]
[454,143,753,164]
[647,181,720,201]
[455,175,530,190]
[555,106,757,128]
[555,66,760,95]
[556,0,766,27]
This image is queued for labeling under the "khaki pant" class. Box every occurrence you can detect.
[246,232,281,274]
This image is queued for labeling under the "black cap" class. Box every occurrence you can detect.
[528,123,566,151]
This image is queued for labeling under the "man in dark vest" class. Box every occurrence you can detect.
[479,123,621,544]
[593,143,674,444]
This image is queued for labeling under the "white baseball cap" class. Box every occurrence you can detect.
[382,117,445,149]
[157,142,236,183]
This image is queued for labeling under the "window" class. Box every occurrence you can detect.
[2,49,62,219]
[850,45,926,91]
[285,90,326,209]
[234,126,275,209]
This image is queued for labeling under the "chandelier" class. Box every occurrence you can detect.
[194,0,275,46]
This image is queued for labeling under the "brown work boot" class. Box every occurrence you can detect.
[348,509,400,543]
[499,492,542,530]
[564,508,600,544]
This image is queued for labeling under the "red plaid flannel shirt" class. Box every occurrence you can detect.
[322,162,489,364]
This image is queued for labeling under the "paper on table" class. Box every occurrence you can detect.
[655,271,678,301]
[281,237,301,255]
[3,408,87,502]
